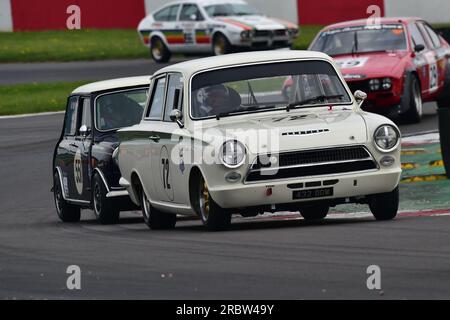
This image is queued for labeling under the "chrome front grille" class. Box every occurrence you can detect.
[245,146,377,183]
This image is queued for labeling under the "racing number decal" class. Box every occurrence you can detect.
[429,63,438,91]
[160,146,174,201]
[74,149,83,195]
[161,158,171,190]
[184,30,194,44]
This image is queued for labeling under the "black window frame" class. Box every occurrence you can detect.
[409,22,428,50]
[64,96,80,137]
[145,75,168,121]
[163,73,184,122]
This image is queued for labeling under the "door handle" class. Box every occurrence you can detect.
[149,135,160,142]
[69,143,78,148]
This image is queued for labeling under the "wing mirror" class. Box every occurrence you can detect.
[190,14,198,21]
[354,90,367,107]
[79,125,91,138]
[170,109,184,128]
[414,44,425,52]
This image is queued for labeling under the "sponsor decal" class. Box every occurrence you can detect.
[74,149,83,195]
[335,57,369,69]
[343,73,367,80]
[321,24,404,37]
[196,29,211,44]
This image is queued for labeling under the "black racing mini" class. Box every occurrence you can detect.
[52,76,150,224]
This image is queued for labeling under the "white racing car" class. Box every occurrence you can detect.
[138,0,299,62]
[116,50,402,231]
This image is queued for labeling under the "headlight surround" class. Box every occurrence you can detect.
[369,78,381,91]
[374,125,400,152]
[240,30,251,39]
[220,140,246,168]
[381,77,392,90]
[369,78,392,91]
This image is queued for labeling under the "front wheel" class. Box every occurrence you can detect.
[141,190,176,230]
[196,176,231,231]
[92,173,120,225]
[369,186,399,221]
[212,34,232,56]
[300,205,329,221]
[53,172,80,222]
[402,75,423,123]
[150,37,171,63]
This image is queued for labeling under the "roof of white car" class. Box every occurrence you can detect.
[154,50,333,77]
[159,0,246,7]
[72,76,151,94]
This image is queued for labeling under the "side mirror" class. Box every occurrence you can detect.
[354,90,367,107]
[190,14,197,21]
[79,125,91,137]
[170,109,184,128]
[414,44,425,52]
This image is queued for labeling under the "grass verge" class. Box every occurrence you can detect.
[0,81,89,116]
[0,26,322,63]
[0,29,148,63]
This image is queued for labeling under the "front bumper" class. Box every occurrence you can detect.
[208,168,401,209]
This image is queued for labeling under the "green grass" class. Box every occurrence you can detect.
[0,29,148,63]
[293,25,324,50]
[0,81,89,115]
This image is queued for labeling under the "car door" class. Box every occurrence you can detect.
[177,3,209,52]
[409,22,432,97]
[161,73,185,204]
[69,96,93,202]
[153,4,182,51]
[57,96,79,201]
[421,22,447,97]
[143,75,169,202]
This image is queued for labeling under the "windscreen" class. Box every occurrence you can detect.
[191,60,351,119]
[310,24,407,56]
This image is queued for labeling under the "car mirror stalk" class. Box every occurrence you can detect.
[170,109,184,128]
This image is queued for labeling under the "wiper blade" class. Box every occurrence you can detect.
[286,94,344,111]
[216,105,276,119]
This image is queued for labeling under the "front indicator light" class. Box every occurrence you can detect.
[380,156,395,167]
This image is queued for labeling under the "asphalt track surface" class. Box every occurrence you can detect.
[1,109,450,300]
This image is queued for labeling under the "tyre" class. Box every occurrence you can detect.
[195,175,231,231]
[53,172,80,222]
[300,204,329,221]
[150,37,171,63]
[402,74,423,123]
[141,189,176,230]
[212,33,232,56]
[369,186,399,221]
[92,173,120,225]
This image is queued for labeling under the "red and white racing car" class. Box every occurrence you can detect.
[285,17,450,123]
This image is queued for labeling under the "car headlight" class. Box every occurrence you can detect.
[374,125,400,152]
[220,140,246,168]
[241,30,251,39]
[369,78,380,91]
[381,78,392,90]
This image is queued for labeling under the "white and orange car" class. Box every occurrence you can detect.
[138,0,299,62]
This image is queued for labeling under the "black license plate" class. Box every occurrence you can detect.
[293,187,333,200]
